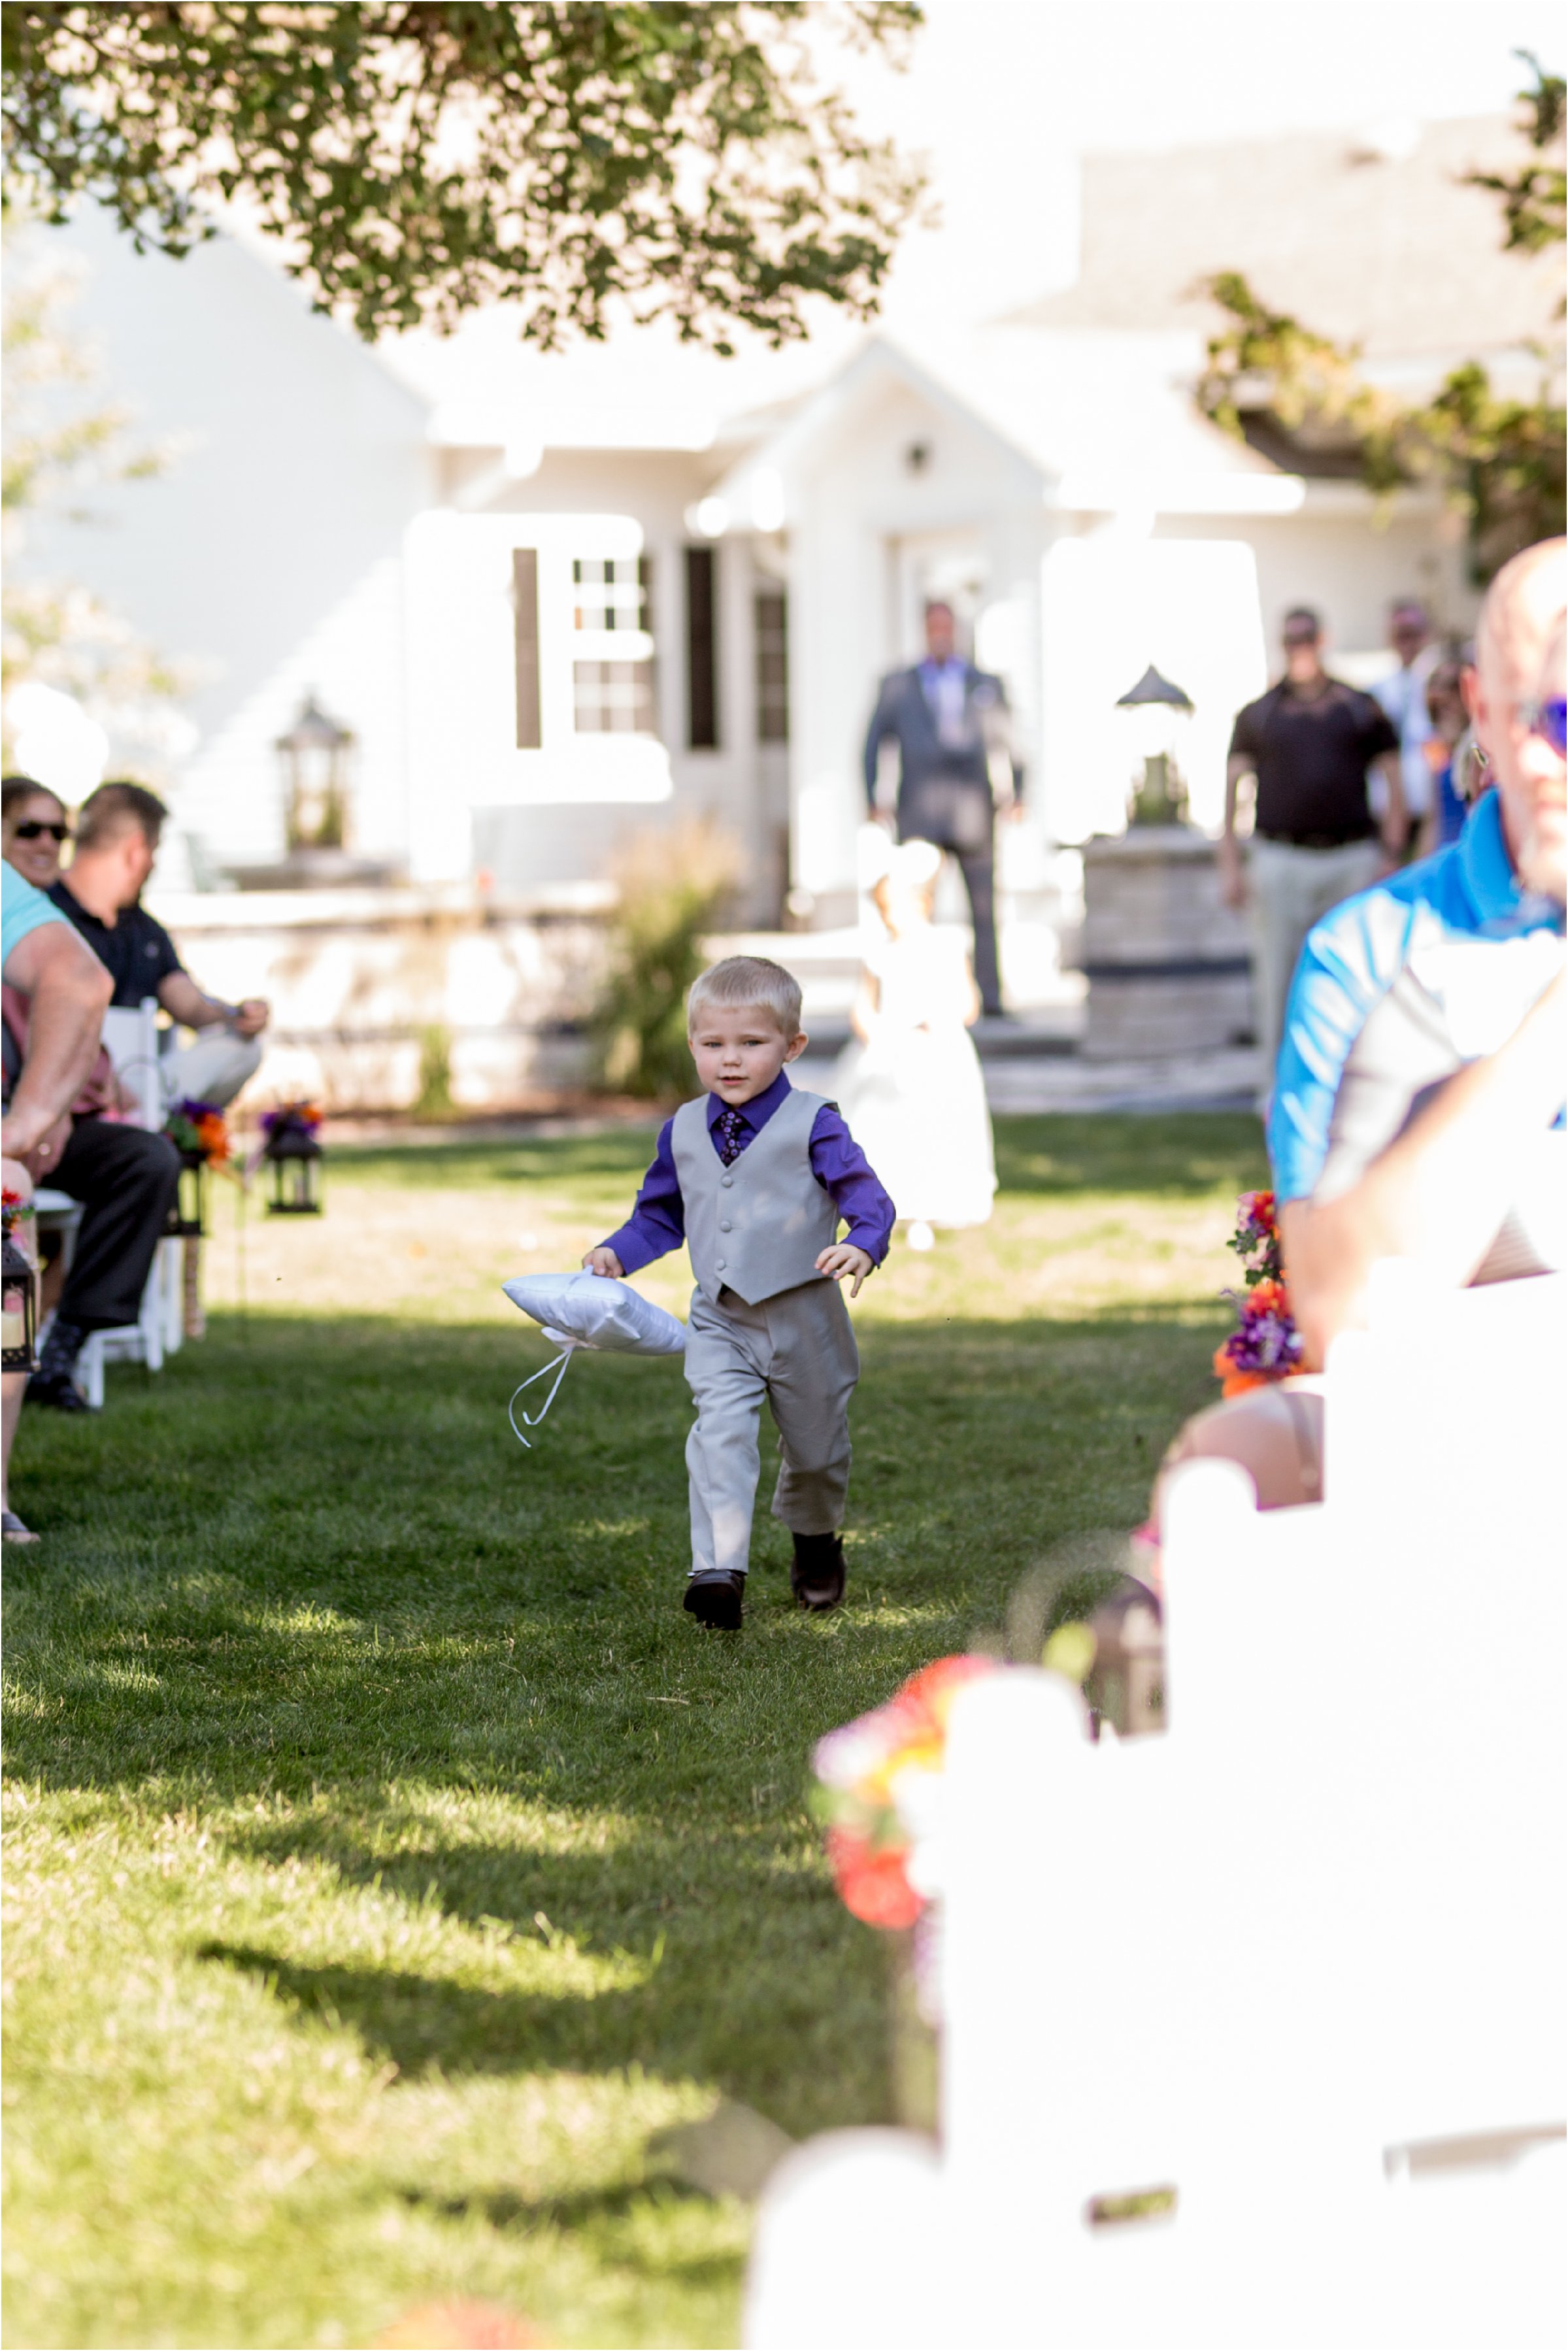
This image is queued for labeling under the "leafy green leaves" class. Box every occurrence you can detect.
[2,3,925,348]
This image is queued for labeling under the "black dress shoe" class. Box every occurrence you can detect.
[790,1531,846,1612]
[24,1370,92,1413]
[683,1571,745,1629]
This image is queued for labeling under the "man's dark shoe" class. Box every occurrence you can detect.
[683,1571,745,1630]
[24,1370,92,1413]
[790,1531,846,1612]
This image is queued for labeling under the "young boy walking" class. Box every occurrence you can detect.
[584,955,895,1629]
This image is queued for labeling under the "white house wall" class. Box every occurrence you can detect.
[20,210,431,869]
[406,450,783,916]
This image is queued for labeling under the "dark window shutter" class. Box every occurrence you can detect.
[512,548,541,749]
[685,546,718,749]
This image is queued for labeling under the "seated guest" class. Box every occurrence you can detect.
[1275,542,1564,1361]
[3,777,73,893]
[3,827,186,1414]
[1150,540,1565,1549]
[1,856,114,1501]
[37,779,270,1110]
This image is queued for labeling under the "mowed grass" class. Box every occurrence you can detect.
[3,1113,1265,2350]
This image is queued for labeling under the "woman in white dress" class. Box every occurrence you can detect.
[833,839,997,1248]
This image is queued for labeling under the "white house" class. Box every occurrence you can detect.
[14,115,1554,988]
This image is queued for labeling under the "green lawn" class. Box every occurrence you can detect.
[3,1113,1264,2350]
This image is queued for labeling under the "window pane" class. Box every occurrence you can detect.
[573,659,657,735]
[573,555,646,632]
[571,555,658,737]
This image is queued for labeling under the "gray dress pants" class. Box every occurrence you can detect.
[1248,835,1384,1081]
[684,1279,859,1578]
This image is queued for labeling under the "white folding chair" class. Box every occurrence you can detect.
[72,998,182,1407]
[748,1276,1565,2350]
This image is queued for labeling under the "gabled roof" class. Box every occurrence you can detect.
[1005,114,1561,365]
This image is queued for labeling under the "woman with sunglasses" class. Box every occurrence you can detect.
[1,779,72,890]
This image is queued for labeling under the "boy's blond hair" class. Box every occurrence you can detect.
[687,955,803,1037]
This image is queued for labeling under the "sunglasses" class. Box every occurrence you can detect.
[1516,696,1567,756]
[10,820,70,842]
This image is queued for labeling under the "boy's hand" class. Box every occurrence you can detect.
[817,1243,875,1298]
[582,1246,625,1278]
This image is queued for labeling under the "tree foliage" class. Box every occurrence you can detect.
[1,3,924,349]
[1463,50,1565,255]
[1193,54,1566,581]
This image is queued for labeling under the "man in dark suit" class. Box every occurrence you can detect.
[862,601,1022,1014]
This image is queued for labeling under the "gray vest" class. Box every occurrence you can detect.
[672,1088,839,1306]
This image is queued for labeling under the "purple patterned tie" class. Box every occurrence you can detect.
[716,1107,746,1165]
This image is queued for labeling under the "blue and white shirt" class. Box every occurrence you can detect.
[1269,789,1565,1271]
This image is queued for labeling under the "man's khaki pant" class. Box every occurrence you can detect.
[161,1029,263,1112]
[1248,835,1384,1082]
[684,1279,859,1579]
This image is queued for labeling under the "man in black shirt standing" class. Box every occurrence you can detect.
[1222,607,1404,1086]
[46,782,269,1109]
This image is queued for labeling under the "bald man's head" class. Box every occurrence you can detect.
[1475,538,1566,695]
[1469,537,1567,901]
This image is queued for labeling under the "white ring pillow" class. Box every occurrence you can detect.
[501,1272,686,1445]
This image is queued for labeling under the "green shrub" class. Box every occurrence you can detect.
[413,1022,454,1119]
[593,818,739,1099]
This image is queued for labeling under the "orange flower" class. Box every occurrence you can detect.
[827,1827,922,1929]
[195,1112,229,1164]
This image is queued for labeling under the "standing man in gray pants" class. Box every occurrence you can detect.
[1221,607,1405,1092]
[863,601,1022,1017]
[585,955,895,1629]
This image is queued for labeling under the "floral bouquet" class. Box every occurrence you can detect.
[1,1186,35,1241]
[163,1097,231,1165]
[811,1655,1002,1933]
[1213,1187,1303,1395]
[259,1100,323,1139]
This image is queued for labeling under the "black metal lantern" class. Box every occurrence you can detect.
[277,692,354,852]
[1,1232,39,1373]
[167,1148,207,1239]
[1116,664,1195,827]
[264,1115,324,1216]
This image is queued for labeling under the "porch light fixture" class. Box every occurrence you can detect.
[1116,665,1194,827]
[277,692,354,852]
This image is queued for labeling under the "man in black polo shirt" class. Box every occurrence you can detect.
[1221,607,1404,1084]
[47,782,269,1109]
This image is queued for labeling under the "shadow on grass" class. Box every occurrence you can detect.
[7,1214,1256,2137]
[195,1848,877,2129]
[195,1941,662,2081]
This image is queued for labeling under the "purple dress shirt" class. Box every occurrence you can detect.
[602,1071,896,1278]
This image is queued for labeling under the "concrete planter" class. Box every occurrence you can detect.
[1080,827,1252,1061]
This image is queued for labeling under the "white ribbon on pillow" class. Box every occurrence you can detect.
[501,1271,686,1446]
